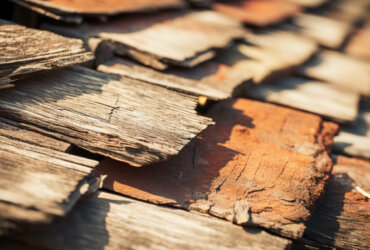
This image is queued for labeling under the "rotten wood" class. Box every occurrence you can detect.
[300,155,370,249]
[245,76,359,123]
[300,50,370,96]
[0,134,99,235]
[96,98,339,239]
[290,13,352,48]
[43,10,245,70]
[98,57,253,100]
[1,191,291,250]
[213,0,302,27]
[0,66,213,167]
[10,0,187,23]
[0,19,93,86]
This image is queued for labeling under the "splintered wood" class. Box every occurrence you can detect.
[44,11,245,70]
[98,57,253,100]
[0,66,212,167]
[301,156,370,249]
[1,191,292,250]
[245,77,359,123]
[10,0,186,23]
[0,19,93,86]
[301,50,370,96]
[96,98,338,239]
[0,127,99,235]
[213,0,301,27]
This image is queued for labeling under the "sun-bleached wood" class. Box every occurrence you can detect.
[0,19,93,86]
[0,66,212,167]
[98,57,253,100]
[0,134,99,235]
[43,11,245,70]
[2,191,292,250]
[245,77,359,123]
[300,50,370,96]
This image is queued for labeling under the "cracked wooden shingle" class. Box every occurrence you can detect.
[0,191,291,250]
[96,98,338,239]
[0,19,93,86]
[43,10,246,70]
[0,66,213,167]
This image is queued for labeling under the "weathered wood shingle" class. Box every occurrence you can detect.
[0,19,93,86]
[0,66,213,167]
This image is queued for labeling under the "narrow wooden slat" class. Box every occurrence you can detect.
[213,0,302,27]
[0,66,213,167]
[98,57,253,100]
[43,10,245,70]
[96,98,339,239]
[300,50,370,96]
[0,135,99,235]
[10,0,186,21]
[300,155,370,249]
[1,191,291,250]
[290,13,352,48]
[345,27,370,61]
[283,0,326,8]
[245,76,359,123]
[0,19,93,85]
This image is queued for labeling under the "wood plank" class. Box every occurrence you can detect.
[245,76,359,123]
[213,0,302,27]
[98,57,253,100]
[284,0,326,7]
[43,10,245,70]
[290,13,352,48]
[0,117,70,152]
[1,191,291,250]
[0,66,213,167]
[300,155,370,249]
[300,50,370,96]
[96,98,339,239]
[10,0,186,21]
[0,19,93,86]
[333,98,370,159]
[0,134,99,235]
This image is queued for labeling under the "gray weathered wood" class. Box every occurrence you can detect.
[0,134,99,235]
[300,50,370,96]
[43,10,245,70]
[290,13,352,48]
[0,66,213,167]
[245,76,359,123]
[0,117,70,152]
[98,57,253,100]
[2,191,292,250]
[0,19,93,86]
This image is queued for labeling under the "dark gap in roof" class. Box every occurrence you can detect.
[66,145,104,161]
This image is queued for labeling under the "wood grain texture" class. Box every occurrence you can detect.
[98,57,253,100]
[300,155,370,249]
[0,66,213,167]
[96,98,339,239]
[0,117,70,152]
[291,13,351,48]
[213,0,302,27]
[245,76,359,123]
[11,0,186,17]
[0,19,93,85]
[300,50,370,96]
[0,134,99,235]
[1,191,291,250]
[43,10,245,69]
